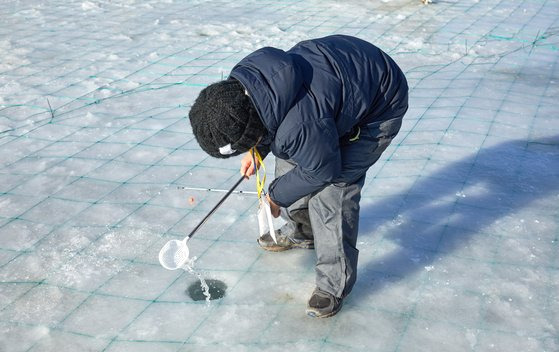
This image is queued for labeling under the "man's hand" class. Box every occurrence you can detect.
[240,151,260,179]
[266,193,281,218]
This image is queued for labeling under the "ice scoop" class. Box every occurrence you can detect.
[159,175,245,270]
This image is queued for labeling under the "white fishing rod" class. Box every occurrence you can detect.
[177,185,258,195]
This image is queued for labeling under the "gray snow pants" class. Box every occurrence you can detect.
[276,116,404,299]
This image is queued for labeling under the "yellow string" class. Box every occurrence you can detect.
[251,147,266,198]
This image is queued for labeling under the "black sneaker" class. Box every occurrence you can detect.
[257,228,314,252]
[306,288,343,318]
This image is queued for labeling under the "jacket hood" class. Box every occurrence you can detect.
[229,47,303,134]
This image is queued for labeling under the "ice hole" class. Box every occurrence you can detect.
[187,279,227,301]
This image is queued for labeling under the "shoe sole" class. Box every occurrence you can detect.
[260,245,293,252]
[259,243,314,252]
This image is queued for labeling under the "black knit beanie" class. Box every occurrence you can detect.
[189,79,266,158]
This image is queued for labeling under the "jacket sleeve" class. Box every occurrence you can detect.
[268,118,341,207]
[255,133,273,159]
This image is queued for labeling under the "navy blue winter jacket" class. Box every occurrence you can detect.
[230,35,408,207]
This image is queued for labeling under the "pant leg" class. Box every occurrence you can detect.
[275,158,313,239]
[309,176,365,298]
[309,121,399,298]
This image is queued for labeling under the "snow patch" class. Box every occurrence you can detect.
[30,325,50,340]
[81,1,100,11]
[0,40,30,71]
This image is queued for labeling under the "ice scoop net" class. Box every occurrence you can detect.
[159,238,190,270]
[159,175,245,270]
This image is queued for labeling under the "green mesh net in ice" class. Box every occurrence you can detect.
[0,0,558,351]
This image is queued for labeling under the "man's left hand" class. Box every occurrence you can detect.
[266,194,281,218]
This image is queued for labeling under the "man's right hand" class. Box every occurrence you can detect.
[240,151,260,179]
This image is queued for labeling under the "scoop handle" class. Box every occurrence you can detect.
[185,175,245,240]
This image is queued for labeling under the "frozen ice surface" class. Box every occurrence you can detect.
[1,0,558,351]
